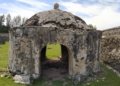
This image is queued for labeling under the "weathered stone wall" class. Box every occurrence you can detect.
[102,26,120,37]
[8,4,101,84]
[86,31,101,75]
[101,26,120,72]
[9,26,101,84]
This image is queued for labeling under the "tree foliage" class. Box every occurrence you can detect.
[0,15,5,26]
[88,24,97,30]
[6,14,11,28]
[0,14,27,33]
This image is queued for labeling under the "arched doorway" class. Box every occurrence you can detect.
[40,43,69,80]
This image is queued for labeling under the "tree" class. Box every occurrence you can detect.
[6,14,11,28]
[88,24,96,30]
[0,14,27,33]
[21,17,27,25]
[11,15,21,27]
[0,15,5,26]
[0,15,8,33]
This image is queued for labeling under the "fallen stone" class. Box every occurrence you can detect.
[13,75,30,84]
[0,73,9,78]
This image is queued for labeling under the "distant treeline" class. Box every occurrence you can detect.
[0,14,27,33]
[0,14,97,33]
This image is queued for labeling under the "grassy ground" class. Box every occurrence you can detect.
[0,42,120,86]
[0,64,120,86]
[0,43,61,70]
[82,64,120,86]
[0,42,9,71]
[46,43,61,60]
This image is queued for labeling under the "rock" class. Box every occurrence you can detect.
[0,73,9,78]
[54,3,59,9]
[0,74,5,78]
[13,75,30,84]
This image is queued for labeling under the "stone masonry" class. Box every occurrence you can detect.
[9,4,101,84]
[101,26,120,72]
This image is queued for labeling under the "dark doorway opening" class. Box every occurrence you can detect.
[40,43,69,80]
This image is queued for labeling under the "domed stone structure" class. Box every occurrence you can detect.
[24,7,87,30]
[9,4,102,84]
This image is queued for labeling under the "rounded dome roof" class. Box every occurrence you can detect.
[24,4,88,30]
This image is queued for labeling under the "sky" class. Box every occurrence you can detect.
[0,0,120,30]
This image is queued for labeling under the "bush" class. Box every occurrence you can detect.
[0,26,9,33]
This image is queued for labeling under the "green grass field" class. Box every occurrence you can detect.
[0,42,9,71]
[0,42,120,86]
[46,43,61,60]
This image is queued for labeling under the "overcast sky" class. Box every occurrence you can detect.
[0,0,120,30]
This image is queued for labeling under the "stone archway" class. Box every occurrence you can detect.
[39,43,71,80]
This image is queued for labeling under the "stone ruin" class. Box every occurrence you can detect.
[8,4,101,84]
[101,26,120,72]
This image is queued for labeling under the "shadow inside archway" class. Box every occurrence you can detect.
[40,44,69,80]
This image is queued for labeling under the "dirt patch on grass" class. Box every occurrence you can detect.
[41,60,68,81]
[42,68,68,80]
